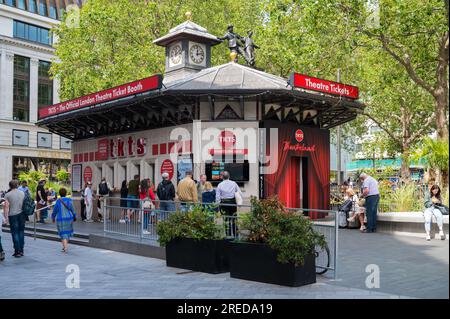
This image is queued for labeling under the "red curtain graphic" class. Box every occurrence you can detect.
[263,123,330,218]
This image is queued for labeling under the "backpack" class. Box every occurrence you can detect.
[99,182,109,195]
[22,191,36,216]
[158,182,171,201]
[339,199,353,213]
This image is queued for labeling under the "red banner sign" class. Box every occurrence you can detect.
[160,159,174,180]
[289,73,359,99]
[96,139,109,161]
[83,166,93,183]
[39,75,163,119]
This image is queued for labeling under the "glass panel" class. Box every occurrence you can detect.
[17,0,26,9]
[49,0,57,19]
[28,0,37,12]
[13,55,30,122]
[15,21,25,38]
[5,0,16,6]
[39,0,47,16]
[29,25,38,42]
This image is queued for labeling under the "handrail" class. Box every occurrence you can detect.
[33,203,55,240]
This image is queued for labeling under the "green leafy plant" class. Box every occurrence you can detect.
[56,169,70,183]
[18,170,48,199]
[156,205,224,247]
[239,197,326,266]
[387,184,422,212]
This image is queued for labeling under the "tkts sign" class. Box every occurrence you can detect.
[38,75,163,119]
[289,73,359,99]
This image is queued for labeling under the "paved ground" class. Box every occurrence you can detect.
[1,228,448,299]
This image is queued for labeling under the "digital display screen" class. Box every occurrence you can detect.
[205,161,249,182]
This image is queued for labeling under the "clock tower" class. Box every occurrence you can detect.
[153,12,221,83]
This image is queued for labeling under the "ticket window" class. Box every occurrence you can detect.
[115,163,127,186]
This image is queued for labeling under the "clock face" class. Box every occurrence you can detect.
[189,44,205,64]
[169,44,182,65]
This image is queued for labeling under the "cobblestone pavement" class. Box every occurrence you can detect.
[0,229,447,299]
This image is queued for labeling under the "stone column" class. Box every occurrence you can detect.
[0,50,14,120]
[29,58,39,123]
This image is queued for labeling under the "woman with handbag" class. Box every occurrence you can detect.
[52,188,77,253]
[423,184,446,241]
[139,179,155,235]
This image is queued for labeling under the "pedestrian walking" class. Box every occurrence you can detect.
[80,183,87,221]
[52,188,77,253]
[359,173,380,233]
[4,180,25,257]
[84,181,94,222]
[0,205,6,261]
[156,172,176,213]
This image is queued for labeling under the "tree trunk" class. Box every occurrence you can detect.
[400,151,411,183]
[434,91,449,141]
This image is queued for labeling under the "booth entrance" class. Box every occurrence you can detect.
[278,157,308,209]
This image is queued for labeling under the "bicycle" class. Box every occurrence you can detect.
[315,243,330,275]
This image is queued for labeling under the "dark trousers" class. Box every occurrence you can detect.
[9,213,26,253]
[220,198,237,237]
[80,199,86,220]
[0,235,3,253]
[365,195,380,232]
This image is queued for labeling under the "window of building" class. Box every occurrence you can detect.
[12,156,70,182]
[39,0,47,16]
[13,55,30,122]
[28,0,37,13]
[37,132,52,148]
[13,21,52,46]
[60,137,72,150]
[49,0,57,19]
[38,60,53,110]
[12,129,29,146]
[2,0,16,7]
[17,0,26,10]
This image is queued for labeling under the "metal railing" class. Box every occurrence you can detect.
[33,203,55,240]
[102,197,339,279]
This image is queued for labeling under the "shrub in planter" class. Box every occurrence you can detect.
[230,197,326,286]
[156,205,230,274]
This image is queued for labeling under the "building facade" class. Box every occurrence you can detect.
[0,1,82,190]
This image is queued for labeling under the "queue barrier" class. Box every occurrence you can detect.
[102,197,339,279]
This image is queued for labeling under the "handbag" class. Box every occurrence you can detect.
[234,191,243,206]
[60,199,76,221]
[435,204,449,215]
[142,198,155,210]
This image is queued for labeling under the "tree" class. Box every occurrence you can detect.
[413,137,449,187]
[52,0,261,100]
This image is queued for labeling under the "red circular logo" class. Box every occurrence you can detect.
[295,129,304,143]
[219,130,236,148]
[160,159,174,180]
[83,166,93,183]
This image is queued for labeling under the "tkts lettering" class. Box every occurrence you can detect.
[109,136,146,158]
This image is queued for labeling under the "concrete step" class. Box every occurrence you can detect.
[2,226,90,246]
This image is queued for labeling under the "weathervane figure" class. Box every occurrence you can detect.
[242,30,259,67]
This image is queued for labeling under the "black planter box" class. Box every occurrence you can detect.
[165,238,230,274]
[229,241,316,287]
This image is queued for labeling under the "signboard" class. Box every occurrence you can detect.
[71,164,82,192]
[83,166,93,183]
[39,74,163,119]
[96,139,109,161]
[177,155,193,183]
[160,159,175,180]
[295,129,304,143]
[289,73,359,99]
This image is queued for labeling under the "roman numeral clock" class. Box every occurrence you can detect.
[154,12,221,82]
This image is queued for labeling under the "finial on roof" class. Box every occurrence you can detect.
[230,51,238,63]
[185,11,192,21]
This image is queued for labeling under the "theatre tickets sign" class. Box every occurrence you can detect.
[289,73,359,99]
[38,75,163,119]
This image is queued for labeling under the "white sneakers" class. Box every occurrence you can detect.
[142,230,151,235]
[426,231,446,241]
[119,219,126,224]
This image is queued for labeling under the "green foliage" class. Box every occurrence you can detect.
[156,205,224,246]
[413,137,449,176]
[56,169,70,183]
[18,170,48,198]
[240,197,326,266]
[387,184,422,212]
[442,188,449,207]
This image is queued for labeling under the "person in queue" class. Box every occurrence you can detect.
[36,178,48,224]
[197,174,207,201]
[156,172,176,213]
[359,173,380,233]
[119,180,128,224]
[139,179,156,235]
[84,181,94,223]
[423,184,446,241]
[177,171,198,212]
[127,174,140,221]
[216,171,242,236]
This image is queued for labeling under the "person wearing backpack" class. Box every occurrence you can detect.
[157,172,176,213]
[97,178,111,222]
[4,180,25,257]
[52,188,77,253]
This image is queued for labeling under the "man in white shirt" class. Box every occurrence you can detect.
[216,171,242,237]
[84,181,94,222]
